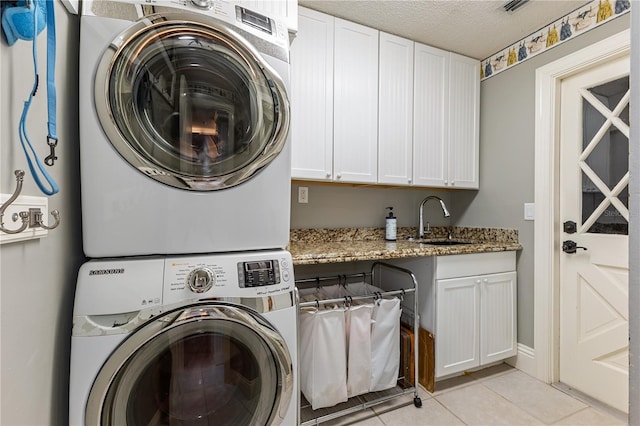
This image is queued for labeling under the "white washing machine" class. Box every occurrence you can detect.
[79,0,292,257]
[69,250,298,425]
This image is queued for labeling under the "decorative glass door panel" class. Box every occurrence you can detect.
[580,76,630,235]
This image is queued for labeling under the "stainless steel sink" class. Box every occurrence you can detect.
[423,240,473,246]
[406,238,475,246]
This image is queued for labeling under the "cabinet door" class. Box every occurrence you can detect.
[333,18,379,184]
[435,276,480,378]
[413,44,449,187]
[378,33,414,186]
[448,53,480,189]
[290,8,334,181]
[480,271,517,365]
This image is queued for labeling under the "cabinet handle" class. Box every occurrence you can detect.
[326,173,331,179]
[337,173,342,179]
[408,178,412,184]
[451,181,455,186]
[444,181,448,186]
[476,279,481,284]
[483,279,488,283]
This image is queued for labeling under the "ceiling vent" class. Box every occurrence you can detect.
[503,0,530,12]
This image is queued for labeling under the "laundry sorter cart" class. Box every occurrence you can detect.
[296,261,421,425]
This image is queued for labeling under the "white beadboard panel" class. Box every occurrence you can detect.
[333,18,379,183]
[481,272,518,365]
[436,277,481,377]
[378,32,414,185]
[448,53,480,189]
[290,8,334,180]
[413,43,449,187]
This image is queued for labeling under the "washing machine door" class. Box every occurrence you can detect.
[85,303,293,426]
[94,11,290,190]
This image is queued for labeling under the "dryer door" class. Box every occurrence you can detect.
[94,12,290,191]
[85,303,293,426]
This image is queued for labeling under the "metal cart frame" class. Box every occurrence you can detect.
[296,261,422,425]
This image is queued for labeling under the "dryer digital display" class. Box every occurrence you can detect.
[238,260,280,287]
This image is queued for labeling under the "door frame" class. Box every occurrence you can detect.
[533,29,630,384]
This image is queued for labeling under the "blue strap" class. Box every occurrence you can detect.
[45,0,57,153]
[18,0,58,195]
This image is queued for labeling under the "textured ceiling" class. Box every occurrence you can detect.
[298,0,590,60]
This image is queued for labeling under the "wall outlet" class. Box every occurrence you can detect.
[298,186,309,204]
[0,194,49,244]
[524,203,535,221]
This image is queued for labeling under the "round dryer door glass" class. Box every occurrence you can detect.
[87,304,293,425]
[94,13,290,190]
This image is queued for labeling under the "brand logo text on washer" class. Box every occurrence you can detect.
[89,268,125,276]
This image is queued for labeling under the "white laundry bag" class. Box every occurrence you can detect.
[344,303,373,397]
[318,284,373,398]
[369,297,401,392]
[298,302,348,410]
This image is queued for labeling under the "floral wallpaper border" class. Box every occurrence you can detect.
[480,0,630,80]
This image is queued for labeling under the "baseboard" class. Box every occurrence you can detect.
[506,343,537,377]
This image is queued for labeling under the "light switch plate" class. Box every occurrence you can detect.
[524,203,535,221]
[0,194,49,244]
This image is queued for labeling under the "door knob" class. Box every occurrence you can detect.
[562,240,587,254]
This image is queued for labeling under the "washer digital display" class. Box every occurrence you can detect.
[238,260,280,287]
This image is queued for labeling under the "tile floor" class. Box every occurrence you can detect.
[321,364,627,426]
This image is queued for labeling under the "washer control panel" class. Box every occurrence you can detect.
[162,250,293,303]
[238,260,279,288]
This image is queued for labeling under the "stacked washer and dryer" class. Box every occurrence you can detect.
[69,1,298,424]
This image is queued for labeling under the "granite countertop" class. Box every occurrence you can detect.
[288,227,522,265]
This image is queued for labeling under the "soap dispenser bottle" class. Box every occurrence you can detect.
[385,207,397,241]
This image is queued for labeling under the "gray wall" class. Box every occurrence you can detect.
[0,3,82,424]
[291,182,453,229]
[451,14,631,348]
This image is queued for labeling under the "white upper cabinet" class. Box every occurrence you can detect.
[290,7,479,189]
[413,43,450,187]
[414,46,480,189]
[290,8,334,180]
[236,0,298,32]
[448,53,480,189]
[378,33,414,186]
[333,18,379,184]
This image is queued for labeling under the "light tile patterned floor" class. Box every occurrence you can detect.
[320,364,627,426]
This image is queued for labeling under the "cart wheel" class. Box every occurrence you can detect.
[414,396,422,408]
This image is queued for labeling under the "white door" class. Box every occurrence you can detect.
[480,271,517,365]
[435,276,480,378]
[447,53,480,189]
[378,32,414,186]
[413,43,449,187]
[559,54,629,413]
[290,7,334,181]
[333,18,379,184]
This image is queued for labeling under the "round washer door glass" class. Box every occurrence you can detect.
[95,13,290,190]
[86,304,293,426]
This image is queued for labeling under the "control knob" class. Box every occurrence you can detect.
[190,0,211,9]
[186,267,215,293]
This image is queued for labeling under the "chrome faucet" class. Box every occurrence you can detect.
[418,196,450,239]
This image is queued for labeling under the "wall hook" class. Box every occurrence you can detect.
[0,169,61,235]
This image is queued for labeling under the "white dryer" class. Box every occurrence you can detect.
[79,0,292,257]
[69,249,298,425]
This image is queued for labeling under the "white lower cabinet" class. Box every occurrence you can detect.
[434,252,517,378]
